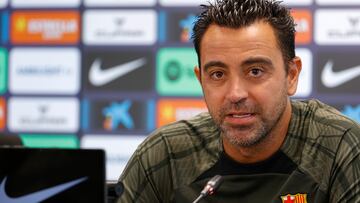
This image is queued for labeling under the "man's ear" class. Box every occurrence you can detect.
[287,56,302,96]
[194,66,201,83]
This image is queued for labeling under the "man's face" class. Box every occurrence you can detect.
[195,21,300,148]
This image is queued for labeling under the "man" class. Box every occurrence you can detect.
[118,0,360,202]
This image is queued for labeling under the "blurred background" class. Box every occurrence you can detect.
[0,0,359,180]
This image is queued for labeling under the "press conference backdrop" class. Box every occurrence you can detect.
[0,0,360,180]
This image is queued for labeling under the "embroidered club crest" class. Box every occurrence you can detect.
[281,194,307,203]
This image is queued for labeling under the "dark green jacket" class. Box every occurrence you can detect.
[118,100,360,203]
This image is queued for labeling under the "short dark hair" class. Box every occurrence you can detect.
[192,0,296,70]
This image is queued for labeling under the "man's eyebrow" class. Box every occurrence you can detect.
[203,61,227,72]
[242,57,274,68]
[202,57,274,72]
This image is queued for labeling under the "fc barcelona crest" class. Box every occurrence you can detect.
[281,194,307,203]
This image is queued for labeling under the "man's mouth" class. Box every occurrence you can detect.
[223,112,256,126]
[231,113,254,118]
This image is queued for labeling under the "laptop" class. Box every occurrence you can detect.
[0,147,106,203]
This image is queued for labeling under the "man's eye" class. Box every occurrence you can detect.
[210,71,224,80]
[249,68,263,77]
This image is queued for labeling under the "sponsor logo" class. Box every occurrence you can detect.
[157,99,207,127]
[293,48,312,98]
[83,10,156,45]
[103,100,134,130]
[282,0,313,5]
[83,50,154,92]
[160,11,198,43]
[179,14,197,42]
[11,0,80,8]
[316,0,360,5]
[11,11,80,44]
[84,0,156,7]
[0,48,7,94]
[0,0,7,8]
[0,98,5,130]
[8,97,79,133]
[0,176,87,203]
[291,10,312,45]
[315,10,360,45]
[341,105,360,123]
[159,0,210,6]
[317,52,360,93]
[157,48,202,96]
[281,194,307,203]
[89,57,146,86]
[83,99,154,133]
[20,134,79,148]
[321,61,360,88]
[81,135,146,180]
[9,48,80,95]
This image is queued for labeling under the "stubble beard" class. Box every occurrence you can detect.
[211,95,288,148]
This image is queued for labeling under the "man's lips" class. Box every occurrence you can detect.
[229,113,254,118]
[224,112,256,125]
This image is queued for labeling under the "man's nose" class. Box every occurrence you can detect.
[225,78,248,103]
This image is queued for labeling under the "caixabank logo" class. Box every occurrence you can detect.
[330,103,360,124]
[159,10,198,43]
[82,99,155,134]
[156,48,202,96]
[341,104,360,123]
[83,50,154,93]
[340,104,360,124]
[317,51,360,94]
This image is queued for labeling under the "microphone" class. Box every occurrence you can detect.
[115,181,124,197]
[107,181,124,203]
[192,175,223,203]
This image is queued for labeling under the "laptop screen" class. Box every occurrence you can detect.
[0,147,106,203]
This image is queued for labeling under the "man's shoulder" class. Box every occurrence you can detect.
[285,99,360,192]
[136,112,220,156]
[156,112,216,136]
[131,112,221,188]
[291,99,360,137]
[289,99,360,154]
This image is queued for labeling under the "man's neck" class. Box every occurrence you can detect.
[222,101,292,164]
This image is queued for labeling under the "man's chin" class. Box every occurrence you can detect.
[221,127,266,148]
[220,123,254,134]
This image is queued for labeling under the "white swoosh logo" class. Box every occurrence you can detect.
[89,57,147,86]
[0,176,87,203]
[321,60,360,88]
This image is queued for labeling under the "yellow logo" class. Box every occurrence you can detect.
[281,194,307,203]
[15,16,27,32]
